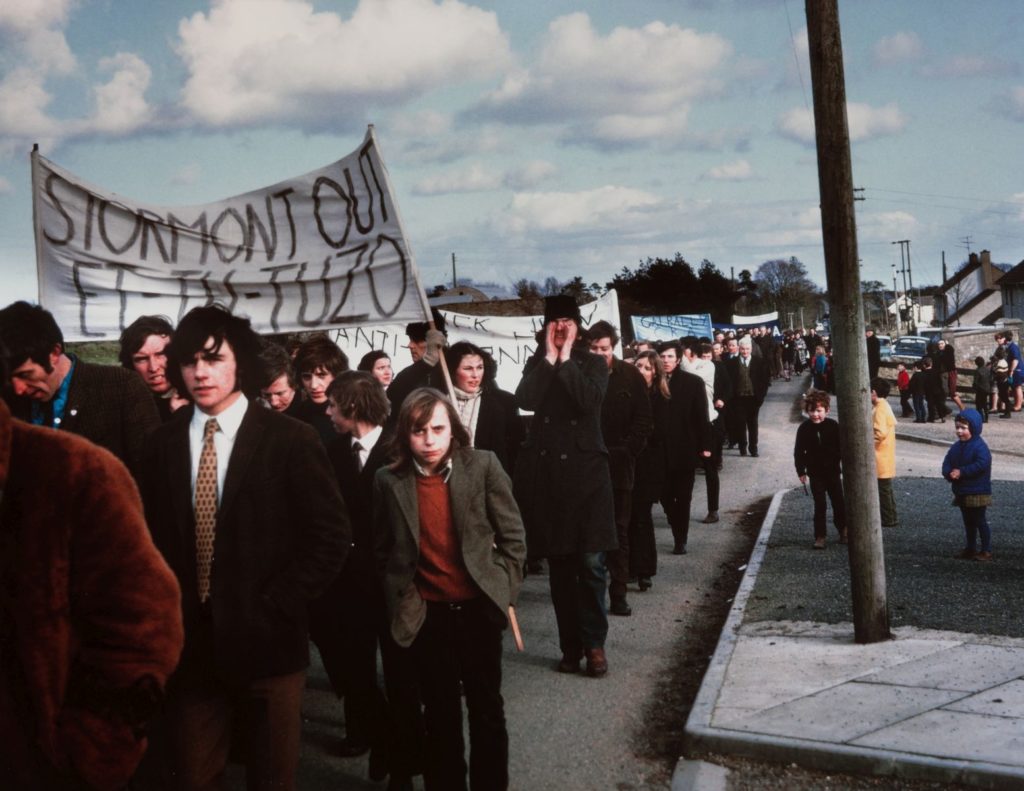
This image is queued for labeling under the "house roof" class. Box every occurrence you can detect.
[997,260,1024,286]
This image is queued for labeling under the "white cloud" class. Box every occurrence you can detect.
[996,85,1024,122]
[0,69,57,139]
[473,13,731,147]
[923,55,1019,79]
[504,160,557,190]
[0,0,75,74]
[702,159,753,181]
[86,53,153,134]
[176,0,512,127]
[413,163,502,195]
[497,185,663,236]
[874,32,923,65]
[777,102,906,145]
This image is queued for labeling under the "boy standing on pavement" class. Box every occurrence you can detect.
[793,390,847,549]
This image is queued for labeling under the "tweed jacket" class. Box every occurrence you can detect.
[8,358,160,479]
[373,448,526,647]
[0,399,182,790]
[139,402,351,683]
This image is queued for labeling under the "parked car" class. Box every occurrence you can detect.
[876,334,892,360]
[890,335,930,364]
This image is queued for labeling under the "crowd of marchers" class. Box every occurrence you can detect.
[0,295,827,791]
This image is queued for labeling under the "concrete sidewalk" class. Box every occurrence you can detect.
[682,482,1024,790]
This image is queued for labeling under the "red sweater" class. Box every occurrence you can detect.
[414,474,479,602]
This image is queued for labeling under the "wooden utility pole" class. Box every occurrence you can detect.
[806,0,890,643]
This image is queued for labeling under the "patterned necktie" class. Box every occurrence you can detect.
[352,440,364,472]
[195,417,219,602]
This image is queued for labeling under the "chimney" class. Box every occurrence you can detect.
[981,250,991,266]
[968,252,979,267]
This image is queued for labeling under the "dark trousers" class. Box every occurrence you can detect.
[548,553,608,654]
[627,496,657,578]
[606,488,633,598]
[662,467,697,547]
[164,668,305,791]
[729,396,761,451]
[912,393,926,422]
[809,473,846,539]
[379,630,425,779]
[411,599,508,791]
[960,505,991,553]
[308,579,387,749]
[899,390,913,417]
[974,390,990,421]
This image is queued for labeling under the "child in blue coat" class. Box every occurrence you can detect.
[941,409,993,561]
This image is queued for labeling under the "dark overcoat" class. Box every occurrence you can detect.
[473,387,525,476]
[599,358,652,491]
[632,386,671,503]
[512,345,616,558]
[664,369,713,472]
[139,402,351,684]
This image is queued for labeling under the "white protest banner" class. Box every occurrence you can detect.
[333,290,622,394]
[630,313,713,342]
[730,310,778,325]
[32,126,429,340]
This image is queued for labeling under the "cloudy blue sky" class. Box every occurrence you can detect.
[1,0,1022,305]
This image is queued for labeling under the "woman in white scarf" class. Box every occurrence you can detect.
[444,342,524,476]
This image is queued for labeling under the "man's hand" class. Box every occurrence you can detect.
[545,322,560,365]
[949,468,961,480]
[558,322,577,363]
[422,329,446,366]
[799,474,807,484]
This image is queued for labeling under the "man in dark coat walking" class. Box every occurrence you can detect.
[661,359,713,555]
[588,320,652,617]
[514,295,616,678]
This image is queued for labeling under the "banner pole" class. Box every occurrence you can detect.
[30,144,46,305]
[366,124,455,398]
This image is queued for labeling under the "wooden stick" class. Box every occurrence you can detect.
[508,606,524,652]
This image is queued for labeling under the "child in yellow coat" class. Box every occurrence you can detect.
[871,378,899,527]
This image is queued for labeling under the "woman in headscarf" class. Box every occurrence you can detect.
[444,341,524,476]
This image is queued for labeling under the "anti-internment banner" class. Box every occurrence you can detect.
[334,289,621,395]
[630,313,713,343]
[32,127,428,340]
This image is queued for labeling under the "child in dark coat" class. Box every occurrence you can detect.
[793,390,846,549]
[909,360,928,423]
[971,356,993,423]
[942,409,993,560]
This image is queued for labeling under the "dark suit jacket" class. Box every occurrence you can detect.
[373,448,526,647]
[140,402,351,683]
[725,355,770,404]
[8,358,160,479]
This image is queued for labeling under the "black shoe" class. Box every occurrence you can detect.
[749,449,759,457]
[739,447,748,457]
[638,577,652,591]
[556,653,581,673]
[337,739,370,758]
[727,442,736,449]
[672,542,687,555]
[1000,413,1012,419]
[387,775,414,791]
[610,595,632,616]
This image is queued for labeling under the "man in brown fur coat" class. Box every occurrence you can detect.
[0,342,184,790]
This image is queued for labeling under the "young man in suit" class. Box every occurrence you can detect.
[0,301,160,478]
[139,305,351,790]
[315,371,420,790]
